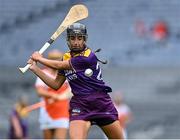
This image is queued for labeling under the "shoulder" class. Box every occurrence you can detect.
[63,52,71,61]
[75,48,97,64]
[83,48,92,57]
[80,48,97,60]
[68,48,97,69]
[78,48,96,60]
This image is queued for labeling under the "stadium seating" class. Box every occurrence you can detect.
[0,0,180,66]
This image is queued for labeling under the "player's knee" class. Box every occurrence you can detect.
[69,130,87,139]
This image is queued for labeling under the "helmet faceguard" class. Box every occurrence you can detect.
[66,23,88,53]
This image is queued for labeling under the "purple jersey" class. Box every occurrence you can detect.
[59,48,112,96]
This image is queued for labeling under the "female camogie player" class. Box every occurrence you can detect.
[27,22,124,139]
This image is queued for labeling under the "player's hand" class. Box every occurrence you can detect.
[27,59,37,71]
[31,51,42,61]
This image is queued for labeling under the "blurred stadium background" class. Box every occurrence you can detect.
[1,0,180,138]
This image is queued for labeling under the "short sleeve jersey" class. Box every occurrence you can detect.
[59,48,112,96]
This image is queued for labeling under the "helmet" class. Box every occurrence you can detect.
[66,23,88,52]
[67,22,88,41]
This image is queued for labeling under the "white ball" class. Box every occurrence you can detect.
[84,68,93,77]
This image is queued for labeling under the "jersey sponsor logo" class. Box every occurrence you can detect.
[71,108,81,116]
[64,70,77,81]
[72,108,81,113]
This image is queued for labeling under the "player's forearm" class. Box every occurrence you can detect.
[31,67,60,90]
[38,57,72,70]
[38,57,61,69]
